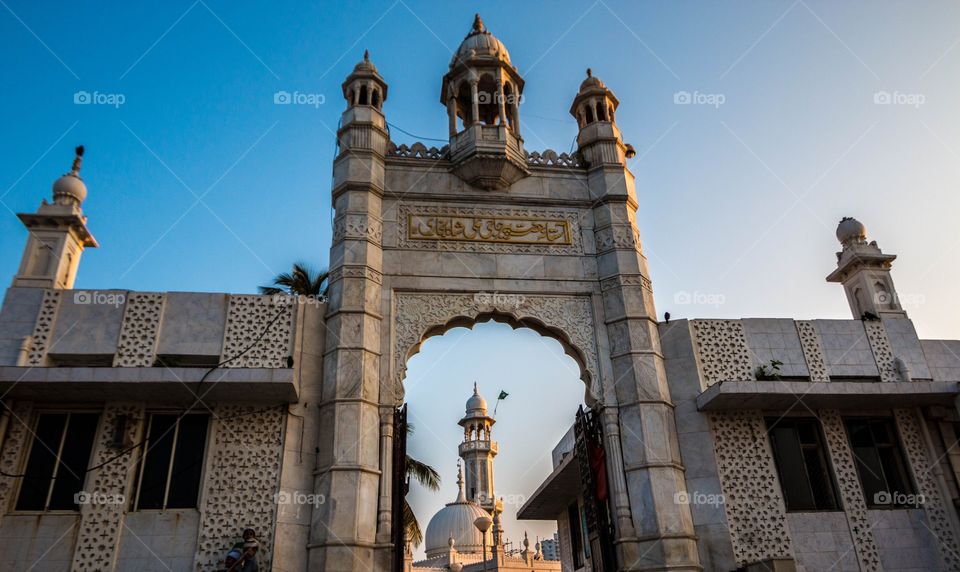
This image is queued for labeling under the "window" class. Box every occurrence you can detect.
[845,418,915,507]
[16,412,99,511]
[134,414,209,510]
[767,418,840,511]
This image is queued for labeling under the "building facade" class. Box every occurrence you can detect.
[0,12,958,572]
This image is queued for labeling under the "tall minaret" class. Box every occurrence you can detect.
[13,146,97,288]
[458,383,497,511]
[826,217,906,319]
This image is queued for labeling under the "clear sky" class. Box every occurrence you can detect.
[2,0,960,557]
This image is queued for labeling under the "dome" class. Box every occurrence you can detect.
[423,466,493,558]
[837,217,866,245]
[579,68,605,92]
[352,49,378,74]
[52,173,87,205]
[451,14,511,66]
[465,383,487,414]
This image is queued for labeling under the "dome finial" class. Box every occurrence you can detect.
[586,68,592,78]
[472,13,484,32]
[455,461,467,502]
[473,381,478,394]
[71,145,85,176]
[363,49,369,62]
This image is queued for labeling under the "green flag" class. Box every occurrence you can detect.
[498,390,509,400]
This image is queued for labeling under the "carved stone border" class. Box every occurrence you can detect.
[72,403,146,571]
[894,408,960,570]
[194,405,285,571]
[397,203,583,255]
[26,289,61,366]
[819,409,881,571]
[708,410,793,565]
[864,321,898,382]
[796,321,830,382]
[392,292,601,403]
[113,293,165,367]
[691,320,755,386]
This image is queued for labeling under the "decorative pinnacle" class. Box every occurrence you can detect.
[363,49,369,62]
[586,68,592,78]
[472,13,484,32]
[71,145,85,177]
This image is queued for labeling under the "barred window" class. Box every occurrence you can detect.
[134,414,209,510]
[767,417,840,511]
[16,412,99,511]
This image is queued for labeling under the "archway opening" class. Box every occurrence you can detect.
[401,320,586,564]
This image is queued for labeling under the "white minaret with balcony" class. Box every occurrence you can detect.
[458,383,498,512]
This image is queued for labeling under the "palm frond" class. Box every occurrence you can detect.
[259,262,330,297]
[403,499,423,547]
[405,456,440,491]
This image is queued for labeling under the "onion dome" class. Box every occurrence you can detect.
[423,464,493,558]
[451,13,511,66]
[836,217,867,246]
[579,68,605,91]
[52,146,87,206]
[465,382,488,415]
[353,49,378,74]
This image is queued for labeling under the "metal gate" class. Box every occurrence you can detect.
[391,404,408,571]
[575,405,616,571]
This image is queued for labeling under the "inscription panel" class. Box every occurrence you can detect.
[397,204,583,255]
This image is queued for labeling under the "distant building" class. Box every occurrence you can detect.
[540,534,560,561]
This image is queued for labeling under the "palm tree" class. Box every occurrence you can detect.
[259,262,329,298]
[404,424,440,548]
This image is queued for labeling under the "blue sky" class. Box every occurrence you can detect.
[2,0,960,556]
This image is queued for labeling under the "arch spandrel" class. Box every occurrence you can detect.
[390,291,603,406]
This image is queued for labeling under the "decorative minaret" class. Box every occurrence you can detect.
[312,51,389,571]
[827,217,906,319]
[441,14,529,189]
[571,70,702,570]
[458,383,497,511]
[13,146,97,288]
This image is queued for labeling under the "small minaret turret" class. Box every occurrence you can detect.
[458,383,497,511]
[13,146,98,289]
[441,14,529,189]
[570,68,628,167]
[827,217,906,319]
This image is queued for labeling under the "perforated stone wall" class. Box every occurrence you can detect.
[708,410,793,565]
[796,321,830,381]
[71,403,145,571]
[113,293,165,367]
[0,402,33,513]
[893,408,960,570]
[864,321,898,382]
[692,320,755,386]
[194,405,285,571]
[26,290,61,366]
[220,295,295,368]
[819,409,881,571]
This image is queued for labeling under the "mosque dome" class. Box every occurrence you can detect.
[352,49,378,74]
[52,173,87,205]
[836,217,866,245]
[451,14,511,66]
[423,467,492,558]
[579,68,606,92]
[465,383,487,414]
